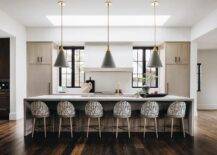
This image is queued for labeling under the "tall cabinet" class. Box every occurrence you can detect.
[160,42,190,97]
[27,42,57,97]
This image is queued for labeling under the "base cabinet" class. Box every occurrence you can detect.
[165,65,190,97]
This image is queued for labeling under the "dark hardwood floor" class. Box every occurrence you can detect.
[0,111,217,155]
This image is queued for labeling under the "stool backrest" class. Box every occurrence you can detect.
[31,101,49,117]
[167,102,186,118]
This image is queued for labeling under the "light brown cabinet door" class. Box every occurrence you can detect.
[165,43,179,64]
[27,65,52,97]
[27,42,52,65]
[27,43,40,64]
[178,43,190,65]
[166,65,190,97]
[38,43,52,64]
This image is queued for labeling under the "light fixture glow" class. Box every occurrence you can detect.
[46,15,170,27]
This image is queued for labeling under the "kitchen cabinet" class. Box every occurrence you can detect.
[27,42,56,97]
[165,42,190,65]
[160,42,190,97]
[27,65,52,97]
[27,42,52,65]
[165,65,190,97]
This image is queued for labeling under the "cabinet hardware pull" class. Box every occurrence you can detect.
[48,82,51,94]
[179,57,181,62]
[37,57,39,63]
[41,57,43,63]
[175,57,177,63]
[166,83,169,94]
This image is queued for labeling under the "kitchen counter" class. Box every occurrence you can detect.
[24,94,194,136]
[24,94,193,102]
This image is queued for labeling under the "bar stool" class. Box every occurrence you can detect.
[31,101,49,138]
[141,101,159,138]
[113,101,131,138]
[167,101,186,138]
[57,101,75,138]
[85,101,103,138]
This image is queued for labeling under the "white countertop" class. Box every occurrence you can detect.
[24,94,193,102]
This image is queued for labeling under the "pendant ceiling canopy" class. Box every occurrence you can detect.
[147,0,163,68]
[101,0,116,68]
[54,0,69,68]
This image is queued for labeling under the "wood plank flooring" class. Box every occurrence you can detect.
[0,111,217,155]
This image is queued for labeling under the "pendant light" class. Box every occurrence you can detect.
[101,0,116,68]
[54,0,68,68]
[147,0,163,68]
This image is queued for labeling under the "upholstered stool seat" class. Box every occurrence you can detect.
[85,101,103,138]
[31,101,50,138]
[167,102,186,138]
[141,102,159,138]
[113,101,131,138]
[57,101,75,138]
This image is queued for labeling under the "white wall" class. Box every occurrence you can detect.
[53,42,163,94]
[27,27,191,43]
[85,43,133,93]
[0,9,26,120]
[197,49,217,110]
[190,42,198,115]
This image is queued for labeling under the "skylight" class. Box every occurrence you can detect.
[46,15,170,27]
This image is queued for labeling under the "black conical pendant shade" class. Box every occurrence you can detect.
[54,48,68,68]
[147,49,162,68]
[101,49,116,68]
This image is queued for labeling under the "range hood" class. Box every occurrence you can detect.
[84,67,133,72]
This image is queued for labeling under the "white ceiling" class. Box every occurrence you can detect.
[0,0,217,27]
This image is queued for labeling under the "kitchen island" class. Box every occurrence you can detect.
[24,94,194,136]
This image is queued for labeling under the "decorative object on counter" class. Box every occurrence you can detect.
[58,86,66,93]
[81,82,92,93]
[141,101,159,138]
[57,101,75,138]
[167,102,186,138]
[85,77,95,93]
[85,101,103,138]
[30,101,50,138]
[147,0,162,68]
[139,72,158,95]
[54,0,69,68]
[101,0,116,68]
[140,93,167,98]
[113,101,131,138]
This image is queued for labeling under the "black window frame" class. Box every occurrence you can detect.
[59,46,85,88]
[132,46,159,88]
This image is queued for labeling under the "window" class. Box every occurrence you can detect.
[132,47,158,88]
[59,46,85,88]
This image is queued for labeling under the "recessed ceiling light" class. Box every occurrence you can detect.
[46,15,170,27]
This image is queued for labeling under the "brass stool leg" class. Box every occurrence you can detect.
[58,117,62,138]
[127,118,130,138]
[116,118,119,138]
[154,118,158,139]
[44,117,46,138]
[87,118,91,138]
[181,118,186,138]
[143,118,146,138]
[70,117,73,138]
[32,118,36,138]
[98,117,101,138]
[171,118,174,138]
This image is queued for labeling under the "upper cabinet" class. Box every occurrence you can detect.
[165,42,190,65]
[27,42,52,65]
